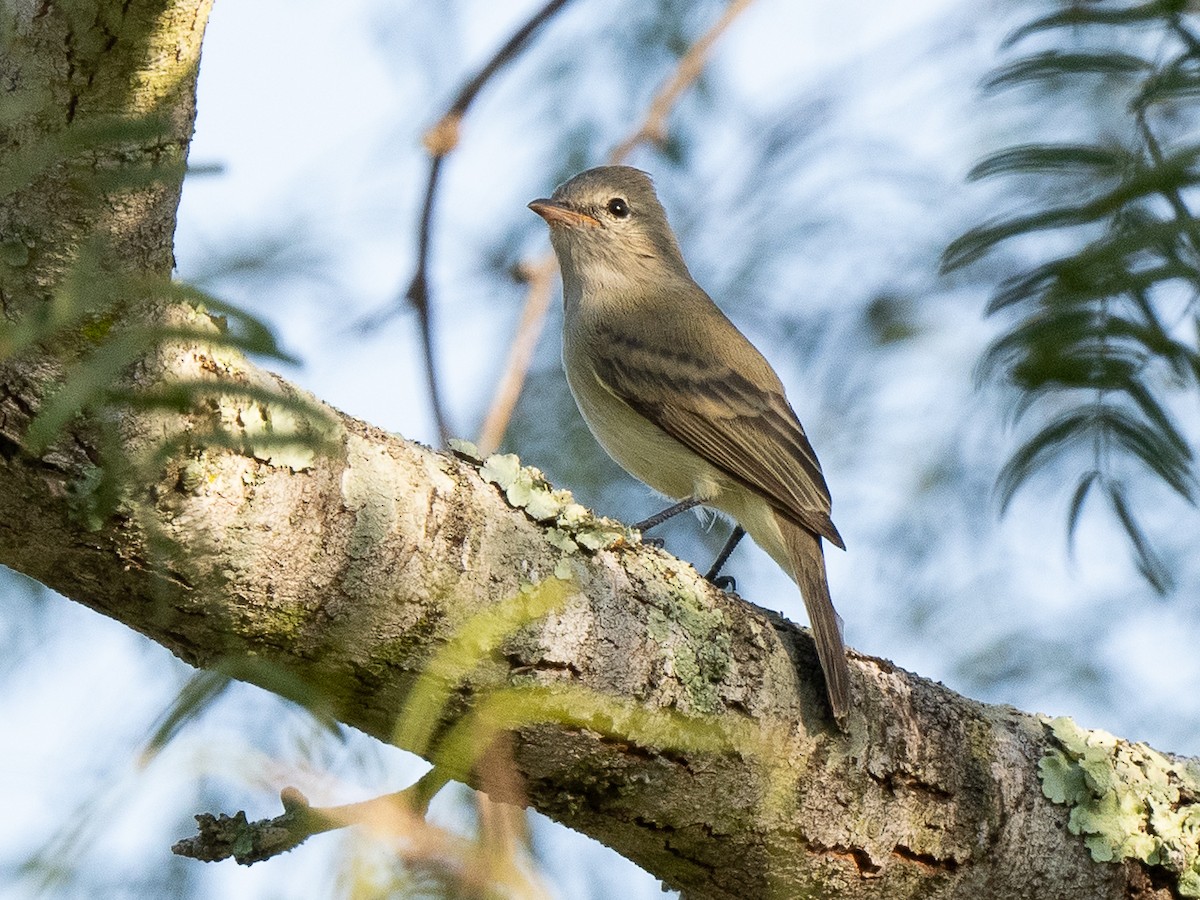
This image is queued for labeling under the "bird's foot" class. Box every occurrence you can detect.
[703,526,745,591]
[709,574,736,592]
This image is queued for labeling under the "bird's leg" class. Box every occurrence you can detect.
[633,497,701,532]
[633,497,701,547]
[704,526,746,591]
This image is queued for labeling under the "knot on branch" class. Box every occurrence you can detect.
[423,113,462,157]
[172,787,316,865]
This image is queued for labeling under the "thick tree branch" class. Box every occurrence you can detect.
[1,2,1196,899]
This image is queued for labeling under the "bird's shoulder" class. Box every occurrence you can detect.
[580,281,787,404]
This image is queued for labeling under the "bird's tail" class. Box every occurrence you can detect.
[776,511,850,725]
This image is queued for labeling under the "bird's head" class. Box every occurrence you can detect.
[529,166,689,294]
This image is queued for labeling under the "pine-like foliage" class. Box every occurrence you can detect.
[945,0,1200,591]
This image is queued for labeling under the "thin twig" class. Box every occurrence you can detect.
[475,256,558,455]
[173,768,451,865]
[474,0,758,454]
[444,0,575,125]
[173,767,549,896]
[392,0,576,447]
[407,155,450,444]
[608,0,758,164]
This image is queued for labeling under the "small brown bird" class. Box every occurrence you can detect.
[529,166,850,724]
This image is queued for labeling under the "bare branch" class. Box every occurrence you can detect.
[441,0,576,127]
[608,0,758,164]
[475,256,558,455]
[390,0,577,447]
[172,769,451,865]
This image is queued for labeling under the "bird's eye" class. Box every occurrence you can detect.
[606,197,630,218]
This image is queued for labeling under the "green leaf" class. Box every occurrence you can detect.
[996,410,1094,511]
[1066,471,1101,548]
[24,330,156,453]
[981,307,1108,378]
[1009,349,1139,393]
[1003,1,1190,48]
[1122,377,1192,460]
[1107,483,1173,593]
[168,284,299,363]
[952,201,1200,277]
[967,1,1200,592]
[1102,406,1195,500]
[989,260,1193,315]
[141,670,233,763]
[213,657,345,736]
[996,402,1194,513]
[946,156,1200,271]
[967,144,1129,181]
[1135,59,1200,108]
[1068,219,1200,278]
[0,113,172,201]
[943,208,1089,272]
[393,577,573,758]
[984,51,1152,91]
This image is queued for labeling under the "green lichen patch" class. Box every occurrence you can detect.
[447,438,483,463]
[466,446,733,711]
[642,556,733,714]
[234,402,316,473]
[473,450,630,552]
[1038,715,1200,895]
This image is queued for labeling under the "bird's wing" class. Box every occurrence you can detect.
[591,320,844,548]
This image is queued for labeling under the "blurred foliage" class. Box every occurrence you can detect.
[142,660,349,766]
[957,627,1113,703]
[0,65,340,897]
[945,0,1200,592]
[0,98,338,530]
[3,253,336,530]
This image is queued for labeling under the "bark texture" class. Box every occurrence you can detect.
[0,2,1191,898]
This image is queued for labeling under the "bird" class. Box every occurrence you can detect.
[528,165,850,725]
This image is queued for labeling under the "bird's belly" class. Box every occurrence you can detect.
[566,366,719,502]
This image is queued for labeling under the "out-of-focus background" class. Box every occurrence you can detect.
[5,0,1200,896]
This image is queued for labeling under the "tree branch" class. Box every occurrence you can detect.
[475,256,558,455]
[173,770,451,865]
[387,0,576,447]
[607,0,758,163]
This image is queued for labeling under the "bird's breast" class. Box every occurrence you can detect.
[563,332,721,503]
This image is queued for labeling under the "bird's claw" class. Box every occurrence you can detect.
[709,574,736,592]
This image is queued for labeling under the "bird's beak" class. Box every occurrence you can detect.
[528,198,600,228]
